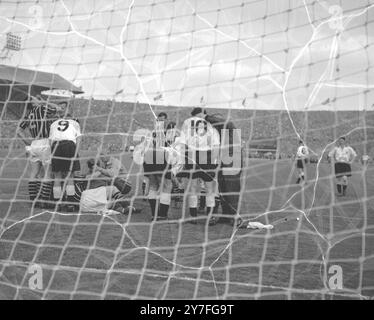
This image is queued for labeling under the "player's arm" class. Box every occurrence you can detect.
[349,147,357,164]
[328,148,335,163]
[17,112,32,146]
[31,95,59,114]
[17,130,32,146]
[95,166,114,177]
[74,120,82,151]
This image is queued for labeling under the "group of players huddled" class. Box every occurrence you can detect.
[18,93,367,228]
[134,108,243,227]
[18,95,133,214]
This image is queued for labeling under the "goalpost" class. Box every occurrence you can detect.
[0,0,374,300]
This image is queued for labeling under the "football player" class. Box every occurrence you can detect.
[49,109,81,208]
[328,137,357,196]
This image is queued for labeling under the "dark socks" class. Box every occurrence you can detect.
[157,203,169,219]
[190,207,197,217]
[206,206,214,216]
[199,195,206,209]
[28,180,40,201]
[148,199,156,218]
[342,185,347,195]
[40,181,53,202]
[337,184,342,194]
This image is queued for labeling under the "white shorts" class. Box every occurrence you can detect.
[25,139,51,165]
[80,186,119,212]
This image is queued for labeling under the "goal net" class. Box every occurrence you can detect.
[0,0,373,300]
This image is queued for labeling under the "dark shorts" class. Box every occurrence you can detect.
[296,159,304,169]
[176,150,218,182]
[143,147,170,176]
[177,164,218,182]
[51,140,80,173]
[335,162,351,178]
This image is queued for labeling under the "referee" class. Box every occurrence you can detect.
[17,96,61,208]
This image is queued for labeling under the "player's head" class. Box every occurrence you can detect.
[56,102,68,118]
[191,107,206,118]
[166,121,176,130]
[157,112,167,122]
[338,136,346,146]
[99,152,110,164]
[299,140,304,145]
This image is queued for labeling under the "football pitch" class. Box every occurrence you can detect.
[0,151,373,299]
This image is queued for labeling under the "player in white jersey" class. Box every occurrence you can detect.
[49,111,81,205]
[361,154,370,168]
[328,137,357,196]
[295,140,309,184]
[176,108,220,224]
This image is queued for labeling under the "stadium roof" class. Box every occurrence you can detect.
[0,64,83,94]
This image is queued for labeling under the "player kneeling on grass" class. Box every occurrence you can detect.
[328,136,357,197]
[49,112,81,210]
[78,156,137,214]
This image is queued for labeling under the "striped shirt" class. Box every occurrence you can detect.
[19,104,57,138]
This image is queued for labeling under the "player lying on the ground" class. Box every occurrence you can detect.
[75,155,138,214]
[328,136,357,197]
[49,108,82,209]
[17,95,62,208]
[295,140,309,185]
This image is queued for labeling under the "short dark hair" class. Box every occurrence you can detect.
[157,112,167,119]
[299,140,304,144]
[166,121,176,129]
[339,136,346,141]
[191,107,206,116]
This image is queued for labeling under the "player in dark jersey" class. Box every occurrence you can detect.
[203,110,243,227]
[17,96,61,208]
[135,112,173,221]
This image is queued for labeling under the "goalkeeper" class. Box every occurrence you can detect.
[75,153,137,214]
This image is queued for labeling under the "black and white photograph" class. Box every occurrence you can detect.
[0,0,373,304]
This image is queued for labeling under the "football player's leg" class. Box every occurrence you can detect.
[157,173,172,220]
[342,175,348,196]
[336,176,343,195]
[198,178,206,211]
[28,160,42,204]
[148,174,160,219]
[205,179,216,216]
[187,178,199,220]
[53,171,63,201]
[39,161,54,208]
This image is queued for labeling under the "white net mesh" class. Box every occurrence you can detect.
[0,0,374,300]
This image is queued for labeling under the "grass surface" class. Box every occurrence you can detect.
[0,151,373,299]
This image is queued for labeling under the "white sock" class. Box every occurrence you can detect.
[53,186,62,199]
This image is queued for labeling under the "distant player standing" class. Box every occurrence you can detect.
[49,110,81,207]
[17,96,59,208]
[295,140,309,184]
[328,137,357,197]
